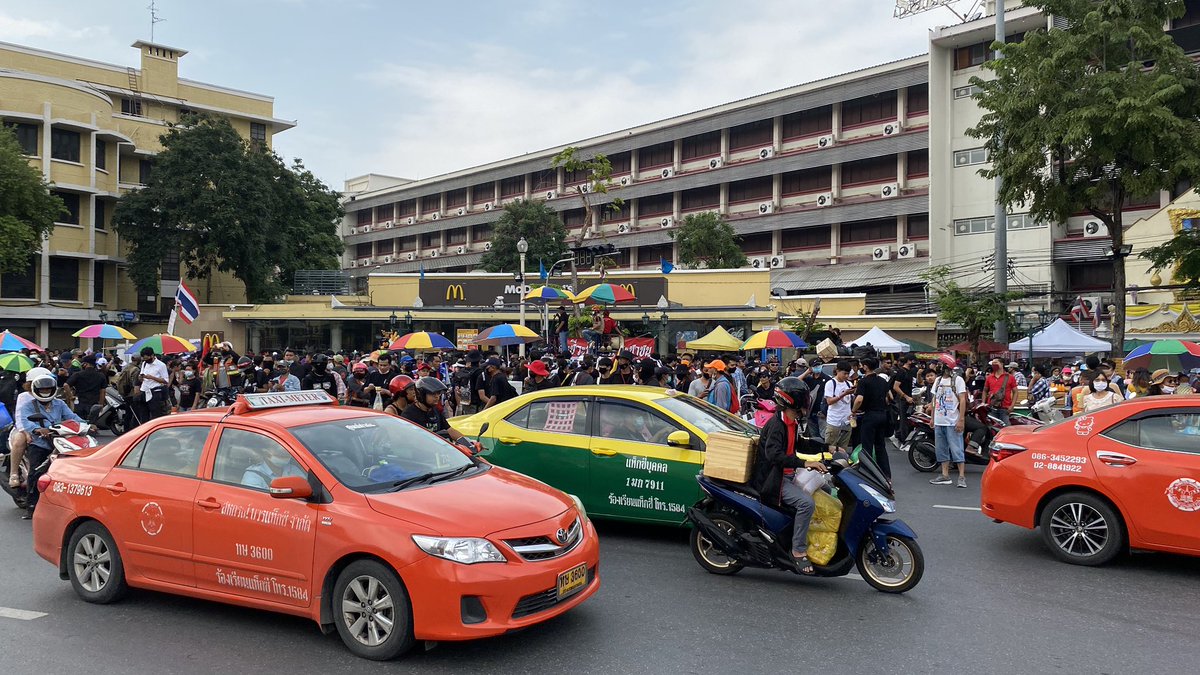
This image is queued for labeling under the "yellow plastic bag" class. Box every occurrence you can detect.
[806,490,842,566]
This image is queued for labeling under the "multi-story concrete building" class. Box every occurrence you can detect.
[0,40,294,347]
[341,56,933,313]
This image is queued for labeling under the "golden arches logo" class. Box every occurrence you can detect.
[620,284,635,294]
[446,284,465,301]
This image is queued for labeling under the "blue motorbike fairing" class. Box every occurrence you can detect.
[869,518,917,552]
[697,475,794,533]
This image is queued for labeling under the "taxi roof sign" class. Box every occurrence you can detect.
[237,391,335,412]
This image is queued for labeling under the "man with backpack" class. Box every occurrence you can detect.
[984,358,1017,426]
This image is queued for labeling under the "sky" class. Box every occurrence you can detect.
[0,0,953,189]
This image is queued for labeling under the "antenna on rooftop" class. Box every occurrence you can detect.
[892,0,981,23]
[147,1,166,41]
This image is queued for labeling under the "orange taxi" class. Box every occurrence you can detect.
[981,395,1200,566]
[32,391,599,660]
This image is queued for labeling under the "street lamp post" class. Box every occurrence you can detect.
[659,311,670,355]
[404,310,414,333]
[389,311,398,346]
[517,236,529,357]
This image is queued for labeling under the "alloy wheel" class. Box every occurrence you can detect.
[341,575,396,647]
[73,534,112,593]
[1048,502,1109,558]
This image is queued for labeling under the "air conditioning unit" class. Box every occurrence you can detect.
[483,202,495,211]
[1081,296,1102,317]
[484,241,492,251]
[545,190,558,200]
[660,167,675,179]
[748,256,766,269]
[897,243,917,259]
[349,260,357,268]
[758,202,776,215]
[382,255,392,263]
[350,226,357,235]
[405,216,416,225]
[872,245,892,262]
[579,182,592,194]
[617,223,631,234]
[881,183,900,199]
[769,255,786,269]
[361,224,371,232]
[430,249,440,258]
[758,147,775,160]
[817,135,835,149]
[708,157,723,170]
[430,212,440,221]
[405,252,415,261]
[456,245,466,255]
[883,122,902,136]
[1083,220,1109,238]
[815,192,833,207]
[619,175,633,186]
[659,216,674,229]
[456,207,466,216]
[384,220,394,229]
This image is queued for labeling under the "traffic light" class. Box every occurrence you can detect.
[572,244,620,269]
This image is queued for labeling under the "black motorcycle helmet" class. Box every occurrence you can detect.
[237,356,255,372]
[415,376,447,397]
[311,353,329,372]
[773,376,811,413]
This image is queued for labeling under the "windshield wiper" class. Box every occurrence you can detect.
[426,465,472,484]
[387,472,435,492]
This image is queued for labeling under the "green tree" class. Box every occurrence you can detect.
[1142,224,1200,292]
[550,146,624,243]
[968,0,1200,352]
[113,115,343,303]
[672,212,748,269]
[479,199,568,273]
[0,126,64,275]
[923,266,1023,362]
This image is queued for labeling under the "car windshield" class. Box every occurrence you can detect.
[653,394,758,435]
[291,415,475,492]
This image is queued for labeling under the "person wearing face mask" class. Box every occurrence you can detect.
[983,358,1017,425]
[176,364,202,412]
[283,349,309,380]
[241,442,306,489]
[133,347,170,428]
[1081,372,1123,413]
[1147,369,1176,396]
[268,359,301,392]
[302,353,339,397]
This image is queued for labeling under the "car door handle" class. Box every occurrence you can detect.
[591,447,618,456]
[1097,451,1137,467]
[102,482,126,495]
[498,436,523,445]
[195,497,223,509]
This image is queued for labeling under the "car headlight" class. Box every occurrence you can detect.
[411,535,507,564]
[567,493,587,521]
[860,484,896,514]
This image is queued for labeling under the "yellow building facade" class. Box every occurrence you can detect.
[0,40,295,348]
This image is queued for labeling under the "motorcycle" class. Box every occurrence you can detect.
[1,413,98,509]
[203,387,240,408]
[906,400,1039,472]
[687,450,924,594]
[1024,396,1064,424]
[89,385,133,436]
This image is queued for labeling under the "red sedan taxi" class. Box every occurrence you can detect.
[981,395,1200,566]
[32,392,598,660]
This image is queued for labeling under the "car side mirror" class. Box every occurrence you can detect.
[269,475,313,500]
[666,430,691,448]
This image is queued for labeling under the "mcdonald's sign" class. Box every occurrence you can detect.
[445,284,466,302]
[418,276,666,307]
[620,283,635,295]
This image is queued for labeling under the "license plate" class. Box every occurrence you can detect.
[556,563,588,600]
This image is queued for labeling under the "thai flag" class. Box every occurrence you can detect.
[175,283,199,324]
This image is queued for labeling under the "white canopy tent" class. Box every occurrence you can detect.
[1007,318,1111,356]
[848,326,910,353]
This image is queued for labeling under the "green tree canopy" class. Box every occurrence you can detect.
[968,0,1200,352]
[113,115,343,303]
[0,126,64,275]
[922,266,1023,362]
[479,199,568,273]
[551,146,623,243]
[672,212,748,269]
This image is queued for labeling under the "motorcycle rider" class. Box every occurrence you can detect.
[7,367,52,489]
[301,353,339,397]
[384,375,417,417]
[750,377,828,575]
[15,370,84,517]
[401,377,463,441]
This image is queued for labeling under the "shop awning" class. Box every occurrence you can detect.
[771,258,929,293]
[685,326,744,351]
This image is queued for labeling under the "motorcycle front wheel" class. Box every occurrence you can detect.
[690,512,744,575]
[856,534,924,594]
[908,440,938,472]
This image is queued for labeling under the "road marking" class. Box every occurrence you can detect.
[845,572,864,581]
[932,504,982,511]
[0,607,47,621]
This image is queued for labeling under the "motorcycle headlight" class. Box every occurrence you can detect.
[567,493,587,521]
[860,484,896,514]
[411,535,507,564]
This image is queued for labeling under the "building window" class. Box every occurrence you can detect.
[608,152,632,174]
[638,142,673,169]
[95,139,107,170]
[564,167,590,185]
[953,85,982,99]
[375,239,394,255]
[782,167,831,195]
[841,155,897,186]
[907,83,929,114]
[782,106,832,139]
[397,200,416,218]
[781,226,831,250]
[841,92,897,128]
[420,233,439,249]
[532,170,557,192]
[638,194,673,217]
[907,214,930,240]
[563,209,585,228]
[842,218,895,244]
[51,128,81,163]
[250,122,267,144]
[728,119,773,151]
[445,189,467,208]
[500,177,524,197]
[728,176,773,203]
[49,257,79,301]
[1066,263,1112,291]
[93,262,105,304]
[952,213,1044,235]
[742,232,772,254]
[7,122,39,155]
[356,210,372,226]
[0,258,37,299]
[53,191,80,225]
[953,147,989,167]
[682,131,721,160]
[94,199,106,230]
[355,242,372,258]
[473,223,494,241]
[420,195,441,214]
[447,228,467,245]
[139,159,153,185]
[952,36,1025,70]
[471,183,494,204]
[681,186,719,211]
[637,244,673,265]
[120,97,143,116]
[160,251,180,282]
[600,204,622,222]
[373,204,393,222]
[1174,0,1200,28]
[396,237,413,252]
[908,149,929,177]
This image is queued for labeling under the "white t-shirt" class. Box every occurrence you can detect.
[932,375,967,427]
[138,358,170,401]
[824,378,853,428]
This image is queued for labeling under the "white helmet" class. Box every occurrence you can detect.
[25,366,53,382]
[30,372,58,403]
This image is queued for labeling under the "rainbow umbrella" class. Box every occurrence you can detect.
[574,283,636,305]
[741,329,808,350]
[388,331,455,351]
[0,352,35,373]
[473,323,541,347]
[525,286,576,303]
[0,330,43,352]
[1123,339,1200,373]
[73,323,136,340]
[128,333,198,356]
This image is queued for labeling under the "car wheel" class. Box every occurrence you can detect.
[1039,492,1125,566]
[67,521,128,604]
[690,512,744,575]
[332,560,415,660]
[908,440,938,472]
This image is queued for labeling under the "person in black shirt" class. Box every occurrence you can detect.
[852,357,893,480]
[401,377,463,440]
[366,353,396,407]
[66,355,108,417]
[176,364,202,411]
[524,360,556,392]
[483,358,516,409]
[555,306,570,354]
[302,354,338,396]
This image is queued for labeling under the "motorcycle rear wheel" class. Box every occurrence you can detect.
[908,441,938,472]
[109,414,127,437]
[690,512,744,575]
[856,534,923,594]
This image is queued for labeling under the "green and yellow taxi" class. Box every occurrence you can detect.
[449,386,758,525]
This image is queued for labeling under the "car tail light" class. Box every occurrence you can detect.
[36,474,52,494]
[990,442,1027,462]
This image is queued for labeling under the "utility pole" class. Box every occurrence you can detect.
[992,0,1008,342]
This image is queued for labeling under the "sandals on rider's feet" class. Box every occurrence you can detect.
[8,475,19,489]
[792,553,816,575]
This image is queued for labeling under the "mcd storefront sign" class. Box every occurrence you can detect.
[420,276,667,306]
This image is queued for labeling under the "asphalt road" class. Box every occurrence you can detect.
[1,445,1196,674]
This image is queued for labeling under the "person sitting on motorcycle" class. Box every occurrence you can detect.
[14,371,84,517]
[749,376,828,575]
[384,375,416,417]
[7,367,55,490]
[401,377,463,441]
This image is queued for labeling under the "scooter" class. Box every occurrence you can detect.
[1,414,98,509]
[1024,396,1064,424]
[89,385,133,436]
[687,450,924,594]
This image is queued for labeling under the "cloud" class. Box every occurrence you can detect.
[0,13,105,41]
